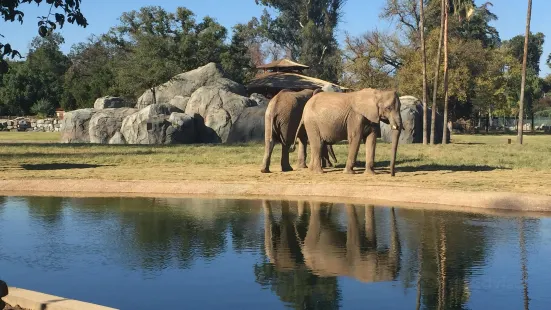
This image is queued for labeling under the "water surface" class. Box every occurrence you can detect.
[0,196,549,309]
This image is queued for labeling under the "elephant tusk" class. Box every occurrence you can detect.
[391,125,398,130]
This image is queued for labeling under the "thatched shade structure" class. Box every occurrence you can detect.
[257,58,310,73]
[246,58,350,98]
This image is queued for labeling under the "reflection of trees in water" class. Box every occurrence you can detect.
[397,209,540,310]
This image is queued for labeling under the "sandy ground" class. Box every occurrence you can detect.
[1,177,551,214]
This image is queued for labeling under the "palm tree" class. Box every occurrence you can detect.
[518,0,533,145]
[420,0,428,145]
[442,0,476,145]
[442,0,450,145]
[430,0,446,145]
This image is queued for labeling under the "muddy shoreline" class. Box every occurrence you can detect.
[0,179,550,214]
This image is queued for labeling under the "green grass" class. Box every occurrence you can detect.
[0,132,550,195]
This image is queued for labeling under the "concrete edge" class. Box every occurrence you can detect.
[0,179,550,214]
[4,287,118,310]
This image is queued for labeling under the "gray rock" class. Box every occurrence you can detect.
[136,63,247,109]
[169,96,190,112]
[120,103,193,144]
[108,131,126,144]
[226,105,267,144]
[89,108,137,144]
[379,96,450,144]
[60,108,98,143]
[185,85,257,143]
[94,96,132,109]
[321,84,343,93]
[249,93,270,106]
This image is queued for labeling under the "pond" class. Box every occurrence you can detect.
[0,196,550,310]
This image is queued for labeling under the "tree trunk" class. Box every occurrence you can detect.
[420,0,428,145]
[430,0,446,145]
[518,0,532,144]
[442,0,449,145]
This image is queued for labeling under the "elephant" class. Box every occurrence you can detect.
[261,88,337,173]
[292,88,403,176]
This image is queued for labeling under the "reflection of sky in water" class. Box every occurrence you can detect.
[0,196,550,310]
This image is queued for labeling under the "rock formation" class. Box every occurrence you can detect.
[379,96,450,144]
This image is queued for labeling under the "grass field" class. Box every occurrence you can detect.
[0,132,550,196]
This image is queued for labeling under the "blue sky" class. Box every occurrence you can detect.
[1,0,550,76]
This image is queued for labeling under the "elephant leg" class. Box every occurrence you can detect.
[344,133,361,174]
[261,138,276,173]
[308,138,324,174]
[364,127,377,175]
[261,117,276,173]
[281,145,293,172]
[296,131,308,169]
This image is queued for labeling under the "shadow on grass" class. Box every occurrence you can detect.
[21,163,110,170]
[334,158,421,169]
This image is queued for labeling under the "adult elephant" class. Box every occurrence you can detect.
[293,88,403,176]
[261,88,337,173]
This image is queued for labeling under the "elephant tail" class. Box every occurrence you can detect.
[289,118,304,153]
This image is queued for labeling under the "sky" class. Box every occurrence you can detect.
[1,0,550,76]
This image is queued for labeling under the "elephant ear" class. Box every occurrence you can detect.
[350,89,380,123]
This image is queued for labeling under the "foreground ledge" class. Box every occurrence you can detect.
[0,179,550,213]
[4,287,117,310]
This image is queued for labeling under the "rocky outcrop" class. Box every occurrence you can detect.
[89,108,137,144]
[136,63,247,109]
[185,86,257,143]
[250,93,270,106]
[226,105,267,144]
[321,84,343,93]
[380,96,449,144]
[93,96,132,109]
[108,131,126,144]
[60,108,97,143]
[120,103,195,144]
[169,96,190,112]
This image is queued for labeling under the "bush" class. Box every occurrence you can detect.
[31,99,56,118]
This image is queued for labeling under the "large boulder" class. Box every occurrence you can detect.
[226,105,267,144]
[185,86,257,143]
[120,103,195,144]
[94,96,132,109]
[136,63,247,109]
[108,131,126,145]
[322,84,343,93]
[89,108,137,144]
[60,108,97,143]
[249,93,270,106]
[169,96,190,112]
[380,96,450,144]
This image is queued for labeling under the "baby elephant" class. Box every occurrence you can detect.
[261,88,336,173]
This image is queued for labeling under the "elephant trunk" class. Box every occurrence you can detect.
[390,128,400,177]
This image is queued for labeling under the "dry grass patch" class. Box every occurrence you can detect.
[0,132,550,195]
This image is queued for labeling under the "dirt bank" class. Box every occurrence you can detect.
[1,179,551,214]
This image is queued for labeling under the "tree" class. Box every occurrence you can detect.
[430,0,445,145]
[254,0,346,82]
[518,0,533,144]
[63,36,118,110]
[221,24,255,84]
[103,6,229,101]
[420,0,429,144]
[0,0,87,74]
[0,33,69,115]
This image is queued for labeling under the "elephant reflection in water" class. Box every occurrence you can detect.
[263,200,401,283]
